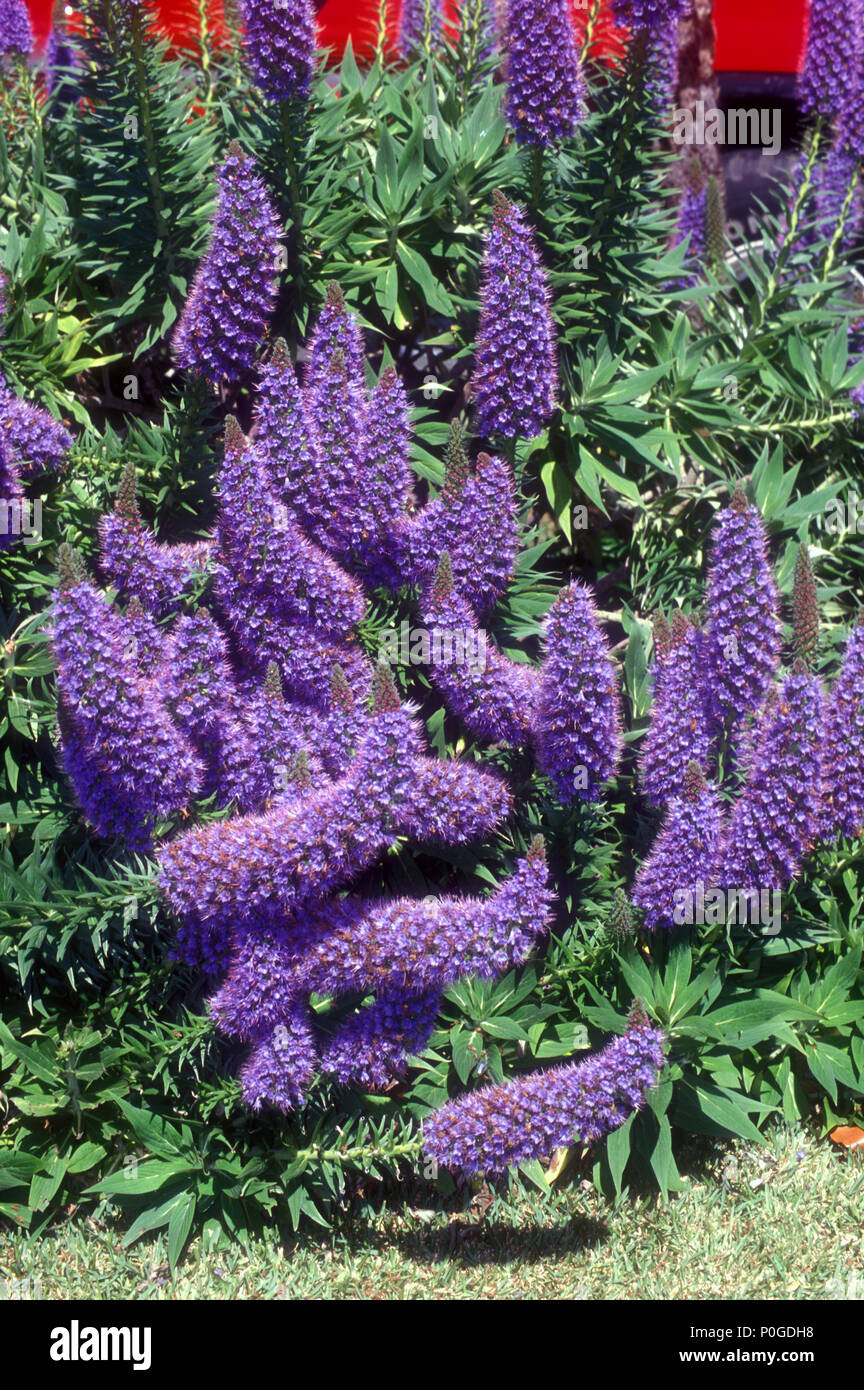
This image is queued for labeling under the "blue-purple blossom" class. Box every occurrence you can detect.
[797,0,862,120]
[633,762,726,930]
[669,185,707,290]
[319,989,442,1091]
[239,0,315,102]
[702,488,782,743]
[240,1009,320,1112]
[472,193,557,439]
[818,620,864,843]
[534,579,622,803]
[503,0,583,147]
[423,1008,666,1175]
[610,0,691,32]
[98,463,212,616]
[0,429,23,553]
[716,663,825,892]
[0,379,73,476]
[173,143,282,387]
[0,0,33,54]
[249,339,318,514]
[640,612,716,807]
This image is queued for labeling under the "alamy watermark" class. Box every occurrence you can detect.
[673,883,782,935]
[0,497,42,543]
[379,621,487,671]
[671,102,782,157]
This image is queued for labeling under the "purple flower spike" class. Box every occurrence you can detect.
[534,579,623,804]
[303,281,366,397]
[320,989,442,1091]
[423,1007,666,1176]
[0,379,72,476]
[640,611,716,807]
[703,488,782,742]
[0,0,33,54]
[669,185,707,290]
[610,0,691,32]
[250,338,318,517]
[52,553,204,847]
[818,619,864,843]
[632,762,726,930]
[397,0,445,57]
[239,0,315,103]
[504,0,583,147]
[173,143,282,387]
[797,0,861,120]
[419,553,541,746]
[717,662,825,892]
[398,451,520,615]
[472,193,557,439]
[210,912,305,1040]
[98,463,212,616]
[0,430,24,553]
[240,1009,320,1113]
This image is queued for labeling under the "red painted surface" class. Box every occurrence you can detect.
[25,0,810,74]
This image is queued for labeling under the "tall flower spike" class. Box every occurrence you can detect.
[301,345,370,559]
[0,0,33,54]
[99,460,212,616]
[398,452,520,615]
[423,1011,666,1176]
[249,339,318,518]
[797,0,862,120]
[472,193,557,439]
[173,143,282,387]
[632,761,725,930]
[669,182,707,291]
[240,1009,320,1113]
[639,611,716,807]
[716,663,825,893]
[420,553,541,746]
[0,430,23,553]
[534,579,623,804]
[53,572,204,847]
[303,281,366,396]
[817,617,864,843]
[398,0,445,57]
[0,379,72,476]
[793,545,819,668]
[239,0,315,102]
[503,0,583,147]
[703,488,782,743]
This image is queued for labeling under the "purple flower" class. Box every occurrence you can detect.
[716,663,825,892]
[669,185,707,290]
[534,579,622,804]
[398,0,445,57]
[702,488,782,744]
[797,0,862,120]
[320,989,442,1091]
[98,463,212,616]
[472,193,557,439]
[503,0,583,147]
[0,0,33,55]
[173,143,282,387]
[632,762,726,930]
[0,379,72,476]
[250,338,319,519]
[419,553,541,746]
[611,0,691,32]
[240,1009,319,1112]
[423,1008,666,1176]
[52,553,204,847]
[818,619,864,843]
[640,612,716,807]
[0,429,24,553]
[303,280,366,398]
[397,451,520,615]
[239,0,315,102]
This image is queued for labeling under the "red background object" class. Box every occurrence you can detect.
[26,0,810,73]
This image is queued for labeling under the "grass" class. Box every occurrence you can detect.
[1,1126,862,1300]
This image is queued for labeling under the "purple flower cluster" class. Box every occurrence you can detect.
[99,463,212,615]
[639,612,715,806]
[633,762,725,929]
[797,0,862,121]
[503,0,583,147]
[173,143,282,387]
[819,620,864,842]
[423,1008,666,1175]
[535,579,622,803]
[669,185,707,290]
[239,0,315,102]
[0,378,73,477]
[472,193,558,440]
[0,0,33,55]
[0,430,24,553]
[610,0,690,32]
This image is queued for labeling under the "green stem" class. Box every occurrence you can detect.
[128,10,173,273]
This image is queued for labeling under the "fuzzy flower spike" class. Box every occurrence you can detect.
[173,143,282,387]
[240,0,315,102]
[632,761,725,930]
[503,0,583,146]
[423,1003,665,1176]
[472,192,558,440]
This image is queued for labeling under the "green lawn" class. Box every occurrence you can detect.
[2,1127,862,1300]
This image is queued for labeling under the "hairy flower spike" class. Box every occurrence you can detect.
[174,144,282,387]
[0,379,72,476]
[640,612,716,806]
[0,0,33,53]
[818,620,864,843]
[250,339,318,515]
[320,989,442,1091]
[504,0,583,147]
[797,0,862,120]
[703,489,782,745]
[240,0,315,102]
[472,195,557,439]
[633,762,725,930]
[423,1015,665,1175]
[535,580,622,803]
